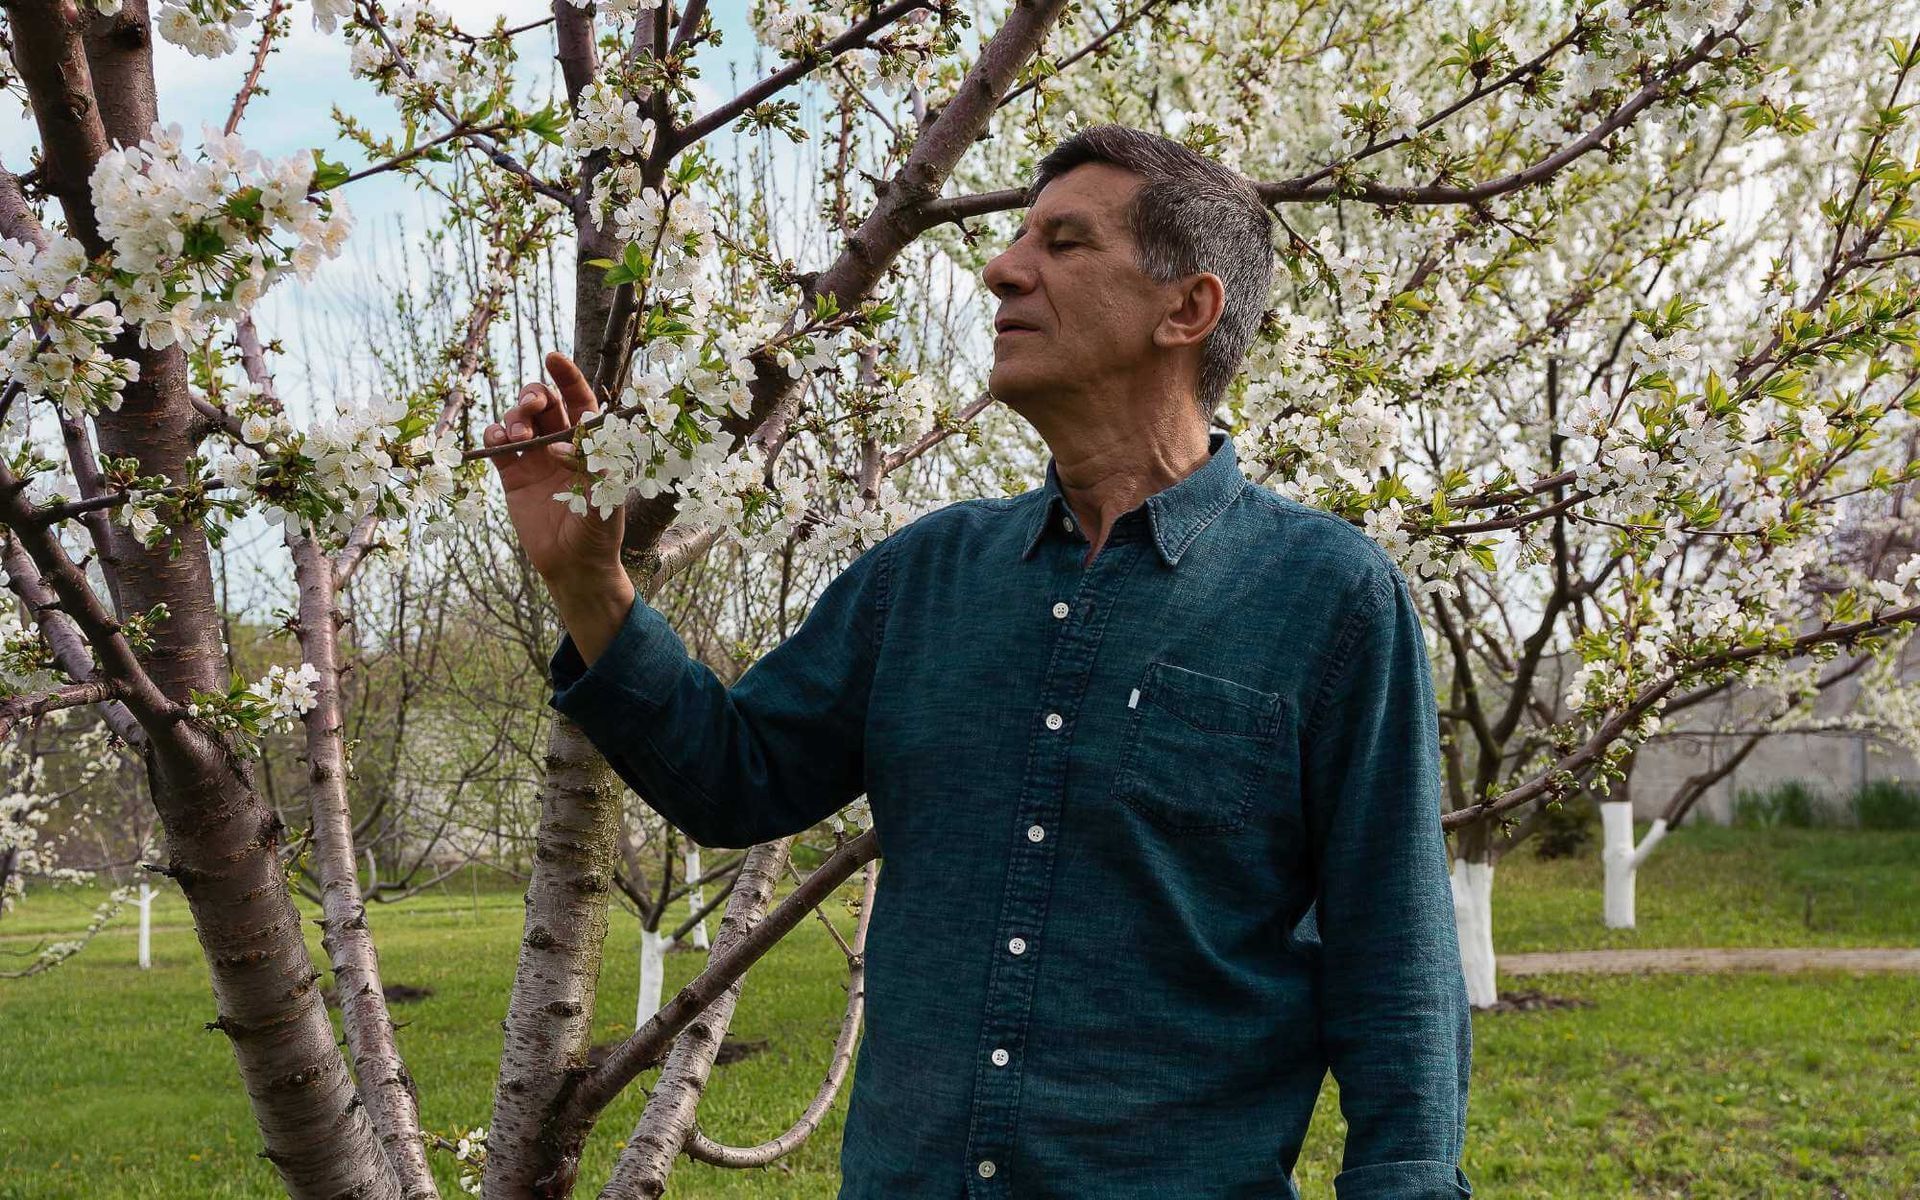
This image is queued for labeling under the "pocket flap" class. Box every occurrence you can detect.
[1141,660,1281,738]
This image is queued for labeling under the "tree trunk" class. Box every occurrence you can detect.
[685,847,709,951]
[485,718,623,1199]
[291,536,439,1198]
[5,6,404,1194]
[1601,801,1668,930]
[636,926,666,1029]
[136,882,152,969]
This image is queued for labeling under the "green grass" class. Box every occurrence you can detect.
[1494,826,1920,952]
[1,827,1916,1198]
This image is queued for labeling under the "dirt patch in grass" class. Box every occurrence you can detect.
[1483,988,1596,1014]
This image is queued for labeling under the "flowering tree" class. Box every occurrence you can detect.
[10,0,1920,1195]
[1599,511,1920,931]
[0,704,146,976]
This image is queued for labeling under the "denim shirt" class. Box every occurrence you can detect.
[549,428,1472,1199]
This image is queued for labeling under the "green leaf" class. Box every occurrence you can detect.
[523,103,567,146]
[310,150,352,192]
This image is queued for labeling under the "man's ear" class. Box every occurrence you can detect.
[1152,272,1226,349]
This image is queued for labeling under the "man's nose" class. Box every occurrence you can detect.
[982,244,1033,298]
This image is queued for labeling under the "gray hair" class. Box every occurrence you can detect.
[1026,124,1276,419]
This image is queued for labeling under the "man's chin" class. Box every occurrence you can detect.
[987,363,1058,410]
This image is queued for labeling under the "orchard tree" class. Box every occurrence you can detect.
[10,3,1920,1200]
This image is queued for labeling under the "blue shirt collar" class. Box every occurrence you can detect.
[1020,428,1247,568]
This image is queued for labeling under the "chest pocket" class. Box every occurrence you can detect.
[1110,660,1284,835]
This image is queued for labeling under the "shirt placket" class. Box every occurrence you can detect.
[963,511,1148,1195]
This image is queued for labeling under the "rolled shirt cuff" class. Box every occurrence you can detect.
[548,595,688,725]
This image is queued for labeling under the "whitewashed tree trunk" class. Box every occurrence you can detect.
[136,882,153,970]
[1601,801,1669,930]
[636,926,666,1029]
[685,847,710,950]
[1450,857,1497,1008]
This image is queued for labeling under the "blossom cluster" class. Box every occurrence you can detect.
[565,364,740,520]
[833,7,946,99]
[336,0,507,113]
[562,0,661,23]
[451,1125,487,1196]
[565,81,658,159]
[1556,389,1746,525]
[89,123,352,350]
[823,796,874,838]
[186,661,321,738]
[751,0,856,61]
[254,662,322,723]
[310,0,354,34]
[0,235,140,418]
[207,393,485,545]
[590,172,719,293]
[1869,553,1920,609]
[154,0,253,58]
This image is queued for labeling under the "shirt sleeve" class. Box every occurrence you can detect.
[547,535,892,850]
[1302,564,1473,1200]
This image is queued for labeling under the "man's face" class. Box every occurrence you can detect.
[982,163,1171,413]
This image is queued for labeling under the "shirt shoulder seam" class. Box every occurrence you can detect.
[1241,484,1404,581]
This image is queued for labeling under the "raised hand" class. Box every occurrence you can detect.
[485,350,625,584]
[486,351,635,662]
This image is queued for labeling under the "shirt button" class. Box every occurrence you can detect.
[1044,712,1063,730]
[1026,824,1044,842]
[1051,601,1070,619]
[991,1047,1010,1066]
[1061,515,1074,532]
[1008,936,1026,955]
[978,1160,997,1178]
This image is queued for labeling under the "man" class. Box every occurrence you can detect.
[485,124,1471,1198]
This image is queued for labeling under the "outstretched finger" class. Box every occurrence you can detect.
[546,351,601,425]
[482,420,520,477]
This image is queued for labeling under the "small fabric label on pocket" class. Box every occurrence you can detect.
[1128,687,1140,709]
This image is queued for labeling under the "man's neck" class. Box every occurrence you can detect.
[1037,407,1211,564]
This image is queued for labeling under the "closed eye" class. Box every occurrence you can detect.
[1050,240,1079,251]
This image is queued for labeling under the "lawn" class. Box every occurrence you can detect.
[1,827,1915,1198]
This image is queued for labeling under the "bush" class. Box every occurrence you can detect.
[1732,778,1833,828]
[1532,796,1597,860]
[1852,779,1920,830]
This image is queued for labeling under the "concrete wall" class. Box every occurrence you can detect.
[1624,664,1919,825]
[1456,634,1920,827]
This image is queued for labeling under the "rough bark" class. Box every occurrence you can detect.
[291,536,440,1199]
[486,716,626,1199]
